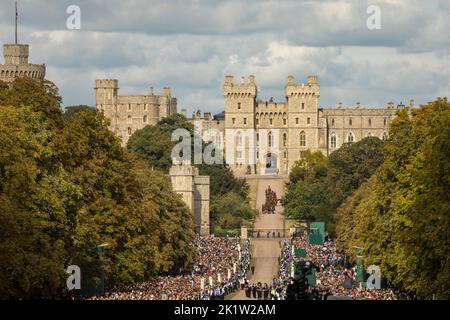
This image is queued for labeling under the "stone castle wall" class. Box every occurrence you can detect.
[0,44,45,83]
[95,79,177,146]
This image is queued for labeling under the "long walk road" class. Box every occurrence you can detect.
[232,176,286,300]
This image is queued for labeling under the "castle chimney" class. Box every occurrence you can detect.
[162,87,171,97]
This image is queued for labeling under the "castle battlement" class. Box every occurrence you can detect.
[223,75,257,97]
[0,44,46,83]
[285,75,320,97]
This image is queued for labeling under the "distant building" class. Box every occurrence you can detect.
[95,80,177,146]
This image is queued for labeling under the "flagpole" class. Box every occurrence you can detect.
[15,1,18,44]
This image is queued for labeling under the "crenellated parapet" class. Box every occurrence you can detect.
[0,44,46,83]
[223,75,257,98]
[285,75,320,98]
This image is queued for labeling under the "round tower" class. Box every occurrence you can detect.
[0,44,46,83]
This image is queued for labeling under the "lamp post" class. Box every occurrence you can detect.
[353,246,365,285]
[94,243,109,296]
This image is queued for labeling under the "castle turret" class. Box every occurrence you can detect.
[0,4,46,83]
[95,79,119,106]
[0,44,46,83]
[223,75,257,129]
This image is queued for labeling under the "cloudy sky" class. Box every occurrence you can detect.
[0,0,449,114]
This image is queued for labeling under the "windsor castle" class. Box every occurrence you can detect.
[0,39,406,178]
[95,75,410,177]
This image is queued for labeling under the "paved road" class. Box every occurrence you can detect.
[232,177,285,300]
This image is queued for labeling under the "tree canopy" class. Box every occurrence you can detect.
[283,137,385,234]
[127,114,256,233]
[0,78,195,299]
[335,98,450,299]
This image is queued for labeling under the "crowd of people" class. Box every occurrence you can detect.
[93,235,250,300]
[88,231,418,300]
[242,279,287,300]
[283,232,417,300]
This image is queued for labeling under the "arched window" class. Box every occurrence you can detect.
[268,131,274,147]
[330,133,337,149]
[347,132,354,143]
[300,131,306,147]
[128,115,132,124]
[236,132,243,147]
[143,115,148,123]
[127,127,132,135]
[283,133,287,147]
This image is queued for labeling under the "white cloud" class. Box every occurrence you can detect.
[0,0,447,114]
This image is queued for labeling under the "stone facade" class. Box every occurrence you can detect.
[169,164,210,236]
[95,79,177,146]
[191,75,409,177]
[0,44,46,83]
[189,110,225,148]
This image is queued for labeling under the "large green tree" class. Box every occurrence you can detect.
[283,137,384,234]
[335,98,450,299]
[0,78,196,298]
[127,114,254,233]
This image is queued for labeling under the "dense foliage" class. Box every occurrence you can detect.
[283,137,384,234]
[0,78,195,299]
[127,114,257,233]
[335,99,450,299]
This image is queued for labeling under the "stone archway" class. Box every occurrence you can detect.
[264,152,278,174]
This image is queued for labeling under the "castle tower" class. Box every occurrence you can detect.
[0,2,46,83]
[224,75,257,175]
[95,79,119,133]
[169,164,210,235]
[285,75,321,169]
